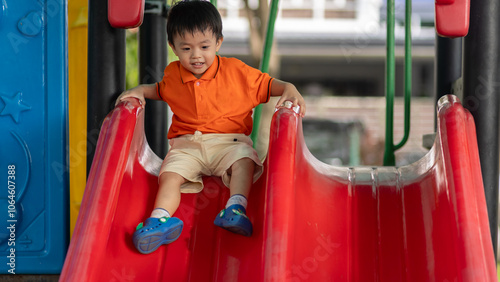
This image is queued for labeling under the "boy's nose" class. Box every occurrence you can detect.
[191,49,201,58]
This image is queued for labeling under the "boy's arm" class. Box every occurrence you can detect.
[270,79,306,117]
[115,83,160,107]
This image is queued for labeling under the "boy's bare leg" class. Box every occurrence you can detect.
[133,171,186,254]
[214,157,255,236]
[228,158,255,198]
[155,171,186,215]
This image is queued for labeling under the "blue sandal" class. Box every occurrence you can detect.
[214,204,253,237]
[132,217,183,254]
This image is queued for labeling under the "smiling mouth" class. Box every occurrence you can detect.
[192,62,204,68]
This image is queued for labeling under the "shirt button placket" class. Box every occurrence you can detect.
[195,81,205,117]
[196,81,201,100]
[195,81,201,101]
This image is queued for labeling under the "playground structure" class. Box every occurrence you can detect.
[60,95,496,281]
[0,0,68,273]
[0,0,499,280]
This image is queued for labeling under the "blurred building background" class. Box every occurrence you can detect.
[217,0,436,166]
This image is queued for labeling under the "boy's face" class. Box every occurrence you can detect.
[169,30,222,79]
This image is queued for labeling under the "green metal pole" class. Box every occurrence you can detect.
[258,0,279,74]
[383,0,396,166]
[250,0,280,145]
[383,0,412,165]
[395,0,412,150]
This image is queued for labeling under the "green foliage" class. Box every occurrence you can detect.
[125,30,139,89]
[168,45,178,63]
[125,29,178,89]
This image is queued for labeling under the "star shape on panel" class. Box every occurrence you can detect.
[0,92,32,123]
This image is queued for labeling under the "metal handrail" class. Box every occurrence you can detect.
[250,0,280,145]
[383,0,412,166]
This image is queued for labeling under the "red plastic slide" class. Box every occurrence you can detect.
[60,95,496,281]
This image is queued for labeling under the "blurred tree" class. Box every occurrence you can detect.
[242,0,280,76]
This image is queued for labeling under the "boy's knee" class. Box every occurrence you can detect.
[159,171,187,185]
[229,158,255,174]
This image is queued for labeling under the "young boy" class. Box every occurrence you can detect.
[117,0,306,254]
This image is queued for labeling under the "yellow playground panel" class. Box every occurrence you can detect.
[68,0,88,237]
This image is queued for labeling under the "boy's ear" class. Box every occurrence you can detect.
[216,37,224,52]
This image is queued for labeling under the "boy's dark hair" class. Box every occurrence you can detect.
[167,0,223,45]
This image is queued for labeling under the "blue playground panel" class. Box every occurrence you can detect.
[0,0,68,274]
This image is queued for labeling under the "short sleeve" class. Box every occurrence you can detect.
[156,62,180,102]
[155,82,162,100]
[240,61,273,106]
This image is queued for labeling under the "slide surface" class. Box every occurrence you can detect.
[60,95,496,281]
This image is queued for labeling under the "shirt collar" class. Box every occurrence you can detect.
[180,55,220,83]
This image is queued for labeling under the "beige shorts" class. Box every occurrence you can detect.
[159,131,264,193]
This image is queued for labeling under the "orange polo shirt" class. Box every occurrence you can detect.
[156,56,273,139]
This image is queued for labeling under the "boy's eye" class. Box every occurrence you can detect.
[182,47,190,51]
[202,46,209,49]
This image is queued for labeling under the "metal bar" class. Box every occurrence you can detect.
[394,0,412,150]
[463,0,500,257]
[383,0,412,164]
[383,0,396,165]
[87,0,126,174]
[250,0,280,145]
[259,0,279,74]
